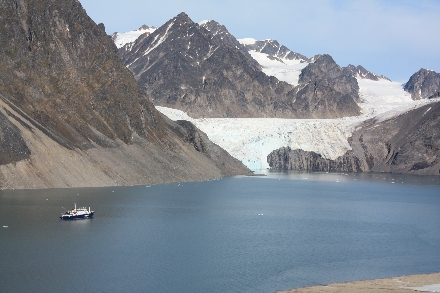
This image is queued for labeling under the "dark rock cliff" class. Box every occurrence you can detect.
[268,101,440,175]
[119,13,361,119]
[404,68,440,100]
[299,55,360,102]
[267,148,364,172]
[0,0,250,188]
[292,54,361,117]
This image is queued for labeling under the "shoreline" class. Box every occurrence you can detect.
[277,272,440,293]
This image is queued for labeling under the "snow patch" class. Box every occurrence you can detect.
[199,20,211,26]
[248,51,308,86]
[238,38,257,45]
[423,107,432,116]
[113,26,156,49]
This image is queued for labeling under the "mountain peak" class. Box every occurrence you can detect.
[404,68,440,100]
[173,12,193,24]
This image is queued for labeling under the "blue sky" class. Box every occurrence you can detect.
[79,0,440,82]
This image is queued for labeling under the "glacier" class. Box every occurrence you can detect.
[115,28,438,171]
[157,78,438,171]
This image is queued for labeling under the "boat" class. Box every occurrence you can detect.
[60,203,94,220]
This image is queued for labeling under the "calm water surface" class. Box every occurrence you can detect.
[1,171,440,293]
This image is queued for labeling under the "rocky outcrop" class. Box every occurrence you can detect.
[267,148,364,172]
[299,55,360,102]
[119,13,361,119]
[344,64,391,81]
[0,0,250,189]
[404,68,440,100]
[268,101,440,175]
[291,54,361,117]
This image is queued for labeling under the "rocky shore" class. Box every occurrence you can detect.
[278,272,440,293]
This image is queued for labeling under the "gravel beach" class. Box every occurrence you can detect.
[278,273,440,293]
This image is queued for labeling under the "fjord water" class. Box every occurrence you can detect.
[1,172,439,293]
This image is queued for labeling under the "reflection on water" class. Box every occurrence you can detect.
[0,172,439,293]
[258,169,440,185]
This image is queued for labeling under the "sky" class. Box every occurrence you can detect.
[78,0,440,82]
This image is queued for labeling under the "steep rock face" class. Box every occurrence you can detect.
[291,54,361,117]
[267,148,364,172]
[119,13,361,119]
[344,64,391,81]
[0,0,250,188]
[299,55,360,102]
[268,101,440,175]
[240,39,309,63]
[404,68,440,100]
[0,0,161,150]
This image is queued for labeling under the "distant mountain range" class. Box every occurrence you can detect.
[117,13,361,119]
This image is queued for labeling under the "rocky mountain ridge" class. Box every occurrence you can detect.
[118,13,361,119]
[238,39,390,83]
[344,64,391,81]
[0,0,250,189]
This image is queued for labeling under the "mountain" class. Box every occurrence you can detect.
[344,64,391,81]
[298,54,360,102]
[0,0,250,189]
[267,101,440,175]
[404,68,440,100]
[118,13,361,119]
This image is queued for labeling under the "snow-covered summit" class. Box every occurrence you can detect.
[238,38,310,86]
[111,25,157,49]
[239,38,309,63]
